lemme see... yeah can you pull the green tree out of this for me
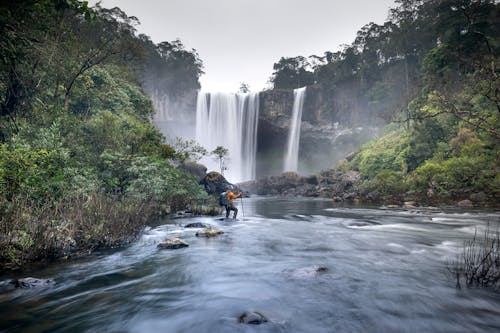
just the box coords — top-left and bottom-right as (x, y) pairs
(271, 56), (315, 89)
(211, 146), (229, 175)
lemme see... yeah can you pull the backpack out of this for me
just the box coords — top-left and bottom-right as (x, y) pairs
(218, 191), (229, 206)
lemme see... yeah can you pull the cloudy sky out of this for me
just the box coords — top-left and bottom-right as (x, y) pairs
(91, 0), (396, 92)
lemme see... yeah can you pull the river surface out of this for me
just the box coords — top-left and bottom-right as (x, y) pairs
(1, 197), (499, 333)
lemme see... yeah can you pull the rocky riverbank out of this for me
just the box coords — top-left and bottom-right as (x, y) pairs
(238, 169), (497, 208)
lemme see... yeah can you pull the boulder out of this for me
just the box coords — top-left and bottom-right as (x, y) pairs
(200, 171), (233, 195)
(184, 222), (210, 228)
(238, 311), (269, 325)
(157, 237), (189, 250)
(178, 162), (207, 182)
(195, 227), (224, 237)
(457, 199), (473, 208)
(10, 277), (55, 289)
(470, 192), (487, 203)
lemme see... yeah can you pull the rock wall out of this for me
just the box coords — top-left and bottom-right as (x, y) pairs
(150, 85), (385, 179)
(256, 86), (383, 177)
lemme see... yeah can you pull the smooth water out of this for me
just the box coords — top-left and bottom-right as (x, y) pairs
(1, 198), (500, 333)
(283, 87), (306, 173)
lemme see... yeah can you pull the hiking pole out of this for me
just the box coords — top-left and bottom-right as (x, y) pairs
(240, 195), (245, 220)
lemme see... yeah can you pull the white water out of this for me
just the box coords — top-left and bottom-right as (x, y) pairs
(150, 89), (196, 141)
(3, 200), (499, 333)
(196, 92), (260, 183)
(283, 87), (306, 173)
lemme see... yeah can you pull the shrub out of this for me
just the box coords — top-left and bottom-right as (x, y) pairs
(448, 223), (500, 291)
(360, 170), (408, 196)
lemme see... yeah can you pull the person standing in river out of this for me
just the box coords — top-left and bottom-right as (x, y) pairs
(225, 186), (241, 219)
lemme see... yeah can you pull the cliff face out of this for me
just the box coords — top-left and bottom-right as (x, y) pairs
(151, 88), (199, 140)
(149, 85), (385, 178)
(256, 86), (382, 177)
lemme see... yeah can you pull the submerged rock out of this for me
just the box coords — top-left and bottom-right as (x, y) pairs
(157, 237), (189, 250)
(10, 277), (55, 289)
(195, 227), (224, 237)
(285, 265), (330, 278)
(184, 222), (210, 228)
(238, 311), (269, 325)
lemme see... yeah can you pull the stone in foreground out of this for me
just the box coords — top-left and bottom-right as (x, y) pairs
(195, 227), (224, 237)
(184, 222), (210, 228)
(157, 237), (189, 250)
(10, 277), (55, 289)
(238, 311), (269, 325)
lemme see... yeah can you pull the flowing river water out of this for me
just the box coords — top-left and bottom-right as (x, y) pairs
(1, 197), (499, 332)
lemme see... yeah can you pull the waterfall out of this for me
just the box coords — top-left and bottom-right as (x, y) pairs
(283, 87), (307, 173)
(195, 92), (260, 183)
(150, 89), (196, 141)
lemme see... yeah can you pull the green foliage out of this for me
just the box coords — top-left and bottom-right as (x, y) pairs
(170, 137), (208, 163)
(351, 129), (409, 179)
(0, 141), (69, 201)
(0, 0), (209, 268)
(360, 170), (408, 196)
(126, 156), (207, 207)
(211, 146), (229, 174)
(271, 56), (315, 89)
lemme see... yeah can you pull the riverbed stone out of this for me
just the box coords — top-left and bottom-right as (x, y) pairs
(184, 222), (210, 228)
(285, 265), (330, 278)
(195, 227), (224, 237)
(457, 199), (473, 208)
(10, 277), (55, 289)
(157, 237), (189, 250)
(238, 311), (269, 324)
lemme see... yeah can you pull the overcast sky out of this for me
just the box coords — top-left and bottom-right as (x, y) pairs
(91, 0), (397, 92)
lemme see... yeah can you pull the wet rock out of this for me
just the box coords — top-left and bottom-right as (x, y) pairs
(184, 222), (210, 228)
(157, 237), (189, 250)
(457, 199), (473, 208)
(470, 192), (487, 203)
(238, 311), (269, 325)
(200, 171), (233, 195)
(195, 227), (224, 237)
(404, 201), (417, 208)
(285, 265), (330, 278)
(10, 277), (55, 289)
(177, 162), (207, 182)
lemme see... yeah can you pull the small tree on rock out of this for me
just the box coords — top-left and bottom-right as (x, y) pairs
(211, 146), (229, 175)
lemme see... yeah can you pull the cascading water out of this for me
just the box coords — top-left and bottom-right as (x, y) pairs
(283, 87), (306, 173)
(150, 89), (196, 141)
(196, 92), (259, 183)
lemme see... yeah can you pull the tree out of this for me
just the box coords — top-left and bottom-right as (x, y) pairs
(211, 146), (229, 175)
(171, 138), (207, 164)
(270, 56), (315, 89)
(239, 82), (250, 93)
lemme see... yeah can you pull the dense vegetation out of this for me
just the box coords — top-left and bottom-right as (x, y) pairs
(271, 0), (499, 205)
(0, 0), (207, 268)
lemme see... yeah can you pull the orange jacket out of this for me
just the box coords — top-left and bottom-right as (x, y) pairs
(227, 190), (241, 203)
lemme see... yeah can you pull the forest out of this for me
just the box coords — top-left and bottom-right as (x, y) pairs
(270, 0), (499, 206)
(0, 0), (498, 269)
(0, 0), (207, 268)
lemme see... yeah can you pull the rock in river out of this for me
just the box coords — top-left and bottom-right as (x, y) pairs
(184, 222), (210, 228)
(10, 277), (55, 289)
(195, 227), (224, 237)
(157, 237), (189, 250)
(238, 311), (269, 325)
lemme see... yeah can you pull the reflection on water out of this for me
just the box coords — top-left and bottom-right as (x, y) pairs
(1, 197), (499, 332)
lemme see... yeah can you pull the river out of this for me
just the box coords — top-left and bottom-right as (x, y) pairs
(1, 197), (499, 332)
